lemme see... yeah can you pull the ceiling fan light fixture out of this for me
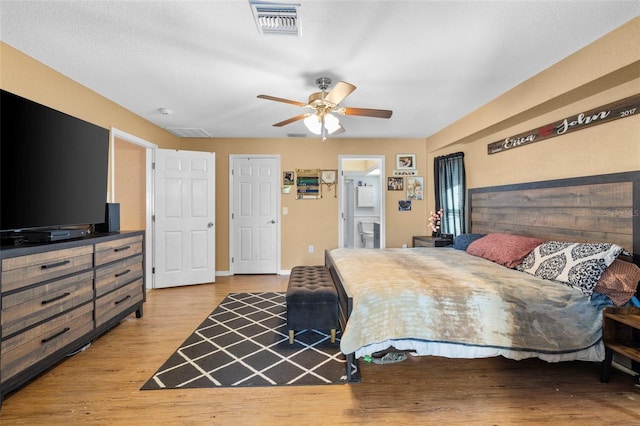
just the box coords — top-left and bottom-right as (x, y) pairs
(304, 113), (340, 135)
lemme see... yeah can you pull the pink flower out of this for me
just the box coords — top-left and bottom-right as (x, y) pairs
(428, 209), (444, 232)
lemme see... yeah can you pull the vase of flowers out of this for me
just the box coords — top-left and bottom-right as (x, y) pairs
(429, 209), (443, 238)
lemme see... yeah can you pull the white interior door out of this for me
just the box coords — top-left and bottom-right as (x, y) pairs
(154, 149), (215, 288)
(231, 156), (279, 274)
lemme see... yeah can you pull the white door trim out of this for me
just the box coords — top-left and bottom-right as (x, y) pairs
(228, 154), (281, 275)
(338, 154), (386, 249)
(109, 127), (157, 289)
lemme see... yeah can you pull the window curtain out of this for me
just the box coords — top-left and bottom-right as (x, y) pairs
(433, 152), (466, 236)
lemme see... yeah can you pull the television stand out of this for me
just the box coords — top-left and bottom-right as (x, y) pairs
(14, 228), (89, 243)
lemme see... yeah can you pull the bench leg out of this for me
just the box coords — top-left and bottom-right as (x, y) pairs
(330, 329), (336, 343)
(289, 330), (295, 344)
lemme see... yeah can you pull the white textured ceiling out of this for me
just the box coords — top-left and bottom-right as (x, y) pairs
(1, 1), (638, 139)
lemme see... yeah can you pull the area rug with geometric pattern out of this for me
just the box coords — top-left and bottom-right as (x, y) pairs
(141, 292), (352, 389)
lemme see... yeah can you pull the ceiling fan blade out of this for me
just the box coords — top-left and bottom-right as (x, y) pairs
(338, 107), (393, 119)
(273, 113), (310, 127)
(257, 94), (306, 107)
(324, 81), (356, 105)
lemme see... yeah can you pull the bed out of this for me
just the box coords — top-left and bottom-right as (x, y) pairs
(325, 172), (640, 380)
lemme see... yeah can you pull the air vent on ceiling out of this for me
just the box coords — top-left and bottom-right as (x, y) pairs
(250, 1), (301, 36)
(167, 128), (212, 138)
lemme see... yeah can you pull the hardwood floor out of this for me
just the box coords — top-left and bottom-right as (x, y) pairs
(1, 274), (638, 425)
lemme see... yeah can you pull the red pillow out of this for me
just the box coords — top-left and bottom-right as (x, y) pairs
(594, 259), (640, 306)
(466, 233), (544, 268)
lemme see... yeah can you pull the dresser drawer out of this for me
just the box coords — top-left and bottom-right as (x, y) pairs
(94, 235), (143, 266)
(2, 271), (94, 337)
(1, 246), (94, 293)
(95, 278), (144, 328)
(95, 254), (143, 297)
(1, 303), (94, 382)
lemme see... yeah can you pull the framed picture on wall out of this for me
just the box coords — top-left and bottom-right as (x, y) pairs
(406, 176), (424, 200)
(283, 171), (294, 185)
(398, 199), (412, 211)
(396, 153), (416, 170)
(387, 177), (404, 191)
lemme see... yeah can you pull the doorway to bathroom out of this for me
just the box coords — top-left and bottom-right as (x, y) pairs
(338, 155), (385, 249)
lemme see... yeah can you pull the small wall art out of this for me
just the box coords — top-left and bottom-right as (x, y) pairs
(321, 169), (338, 197)
(406, 176), (423, 200)
(398, 199), (412, 211)
(396, 153), (416, 170)
(283, 171), (295, 185)
(387, 176), (404, 191)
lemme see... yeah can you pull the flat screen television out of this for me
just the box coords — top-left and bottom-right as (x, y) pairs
(1, 89), (110, 235)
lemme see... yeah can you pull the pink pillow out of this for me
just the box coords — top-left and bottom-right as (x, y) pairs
(594, 259), (640, 306)
(466, 233), (544, 268)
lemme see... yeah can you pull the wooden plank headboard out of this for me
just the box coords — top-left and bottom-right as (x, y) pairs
(468, 171), (640, 265)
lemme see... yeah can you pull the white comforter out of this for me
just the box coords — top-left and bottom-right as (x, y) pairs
(329, 248), (604, 361)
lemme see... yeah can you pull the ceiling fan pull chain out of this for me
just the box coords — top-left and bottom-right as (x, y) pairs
(321, 115), (327, 141)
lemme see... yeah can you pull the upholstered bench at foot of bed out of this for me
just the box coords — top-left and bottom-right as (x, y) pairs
(286, 265), (339, 344)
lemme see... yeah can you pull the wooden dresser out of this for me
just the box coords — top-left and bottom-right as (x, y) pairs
(0, 231), (145, 405)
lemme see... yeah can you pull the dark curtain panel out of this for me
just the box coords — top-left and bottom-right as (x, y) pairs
(433, 152), (466, 235)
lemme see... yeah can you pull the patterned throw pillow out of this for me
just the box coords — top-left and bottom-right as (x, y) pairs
(517, 241), (623, 298)
(594, 259), (640, 306)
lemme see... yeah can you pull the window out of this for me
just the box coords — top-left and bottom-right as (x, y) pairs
(434, 152), (466, 235)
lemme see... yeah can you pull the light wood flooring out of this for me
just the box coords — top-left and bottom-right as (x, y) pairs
(1, 274), (639, 425)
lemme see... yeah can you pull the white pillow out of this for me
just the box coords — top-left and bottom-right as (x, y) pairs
(517, 241), (623, 298)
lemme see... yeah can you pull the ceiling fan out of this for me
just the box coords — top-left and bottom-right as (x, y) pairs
(258, 77), (393, 140)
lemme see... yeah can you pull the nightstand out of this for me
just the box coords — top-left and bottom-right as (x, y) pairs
(601, 306), (640, 383)
(413, 236), (434, 247)
(413, 236), (452, 248)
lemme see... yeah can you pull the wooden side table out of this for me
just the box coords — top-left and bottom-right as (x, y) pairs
(601, 306), (640, 383)
(413, 236), (434, 247)
(413, 236), (453, 248)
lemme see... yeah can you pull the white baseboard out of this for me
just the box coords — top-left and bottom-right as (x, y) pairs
(215, 270), (290, 276)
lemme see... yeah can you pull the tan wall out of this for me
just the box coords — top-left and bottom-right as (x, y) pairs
(0, 43), (180, 150)
(114, 138), (146, 230)
(0, 42), (180, 234)
(426, 17), (640, 212)
(179, 138), (428, 270)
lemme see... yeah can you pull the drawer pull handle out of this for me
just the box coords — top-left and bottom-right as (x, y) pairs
(41, 327), (70, 344)
(41, 292), (71, 305)
(115, 294), (131, 305)
(115, 269), (131, 278)
(41, 260), (71, 270)
(114, 245), (131, 253)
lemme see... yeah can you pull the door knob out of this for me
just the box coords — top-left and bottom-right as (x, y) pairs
(270, 220), (276, 224)
(207, 222), (214, 228)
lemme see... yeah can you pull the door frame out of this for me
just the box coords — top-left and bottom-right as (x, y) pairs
(109, 127), (156, 289)
(228, 154), (281, 275)
(338, 154), (386, 249)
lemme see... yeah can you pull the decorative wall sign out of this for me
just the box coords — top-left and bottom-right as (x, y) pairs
(488, 94), (640, 155)
(296, 169), (321, 199)
(393, 170), (417, 176)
